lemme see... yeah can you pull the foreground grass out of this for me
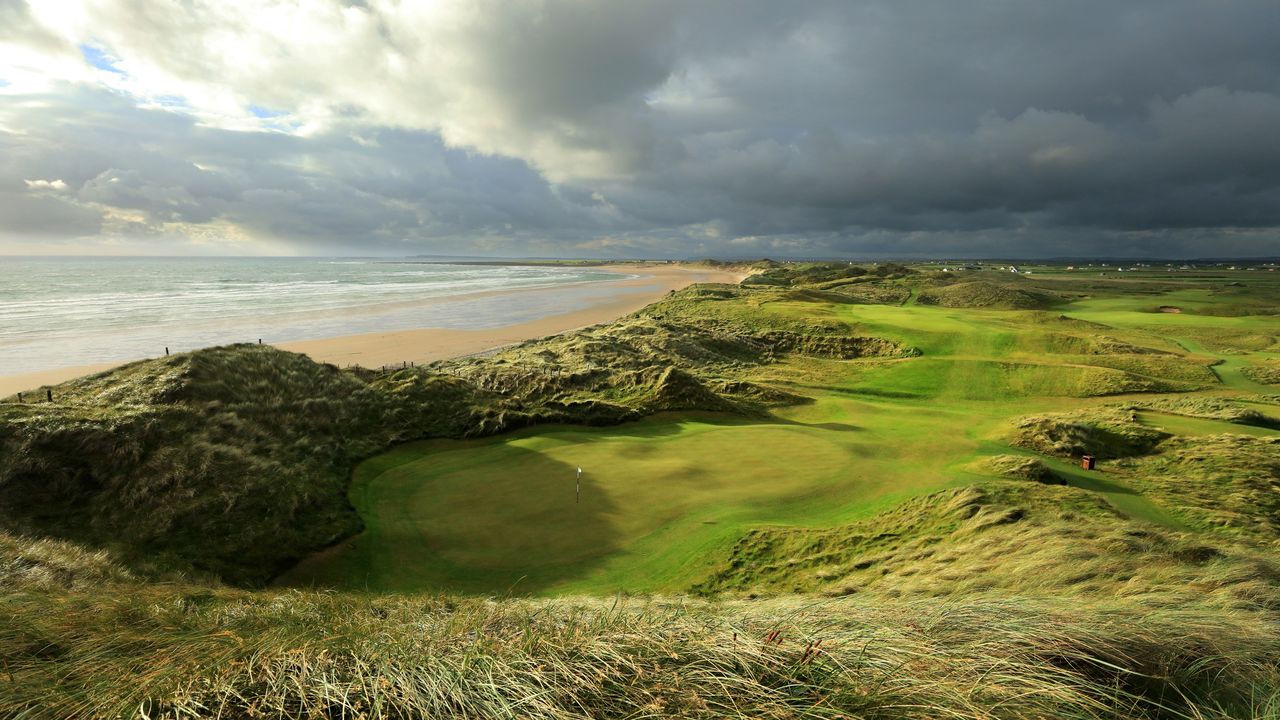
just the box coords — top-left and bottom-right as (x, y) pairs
(4, 587), (1278, 719)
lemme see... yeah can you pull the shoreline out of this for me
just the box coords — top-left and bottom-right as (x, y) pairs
(0, 263), (745, 397)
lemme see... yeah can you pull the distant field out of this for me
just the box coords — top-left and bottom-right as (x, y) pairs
(282, 269), (1280, 594)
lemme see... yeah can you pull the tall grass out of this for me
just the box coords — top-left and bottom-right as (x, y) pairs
(3, 588), (1277, 719)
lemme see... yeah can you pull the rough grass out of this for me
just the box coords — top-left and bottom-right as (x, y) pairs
(0, 530), (136, 592)
(917, 280), (1060, 309)
(694, 483), (1280, 609)
(1131, 396), (1280, 426)
(0, 345), (513, 585)
(3, 587), (1278, 720)
(1071, 353), (1220, 387)
(973, 454), (1063, 484)
(1114, 434), (1280, 543)
(1244, 361), (1280, 385)
(1010, 408), (1172, 459)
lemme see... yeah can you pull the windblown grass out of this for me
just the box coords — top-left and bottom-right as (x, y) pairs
(3, 587), (1277, 719)
(1010, 408), (1171, 459)
(1244, 362), (1280, 385)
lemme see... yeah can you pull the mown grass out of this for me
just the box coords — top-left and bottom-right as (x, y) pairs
(279, 404), (970, 595)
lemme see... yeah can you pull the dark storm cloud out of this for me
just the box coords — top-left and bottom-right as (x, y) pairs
(2, 0), (1279, 257)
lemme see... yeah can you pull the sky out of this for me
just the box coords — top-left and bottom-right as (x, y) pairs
(2, 1), (1279, 259)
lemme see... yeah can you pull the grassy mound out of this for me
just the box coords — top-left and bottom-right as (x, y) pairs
(1243, 362), (1280, 385)
(1118, 434), (1280, 542)
(694, 481), (1280, 607)
(742, 261), (913, 288)
(0, 530), (136, 592)
(1076, 354), (1219, 387)
(756, 330), (920, 359)
(974, 454), (1063, 484)
(0, 345), (503, 584)
(1133, 396), (1279, 426)
(816, 282), (912, 305)
(1011, 408), (1171, 459)
(917, 280), (1060, 309)
(1167, 326), (1277, 353)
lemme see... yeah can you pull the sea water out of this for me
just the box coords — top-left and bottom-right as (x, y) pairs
(0, 257), (640, 374)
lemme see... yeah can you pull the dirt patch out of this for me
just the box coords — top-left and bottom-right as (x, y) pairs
(1157, 306), (1182, 313)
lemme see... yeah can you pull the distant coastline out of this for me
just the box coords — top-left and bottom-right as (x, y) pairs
(0, 263), (745, 397)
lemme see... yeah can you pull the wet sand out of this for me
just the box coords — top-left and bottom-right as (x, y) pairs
(0, 264), (744, 397)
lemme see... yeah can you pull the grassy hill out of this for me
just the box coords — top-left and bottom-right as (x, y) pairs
(2, 262), (1280, 717)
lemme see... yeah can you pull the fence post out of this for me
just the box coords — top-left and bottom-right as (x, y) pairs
(16, 392), (22, 403)
(165, 347), (169, 356)
(46, 389), (52, 403)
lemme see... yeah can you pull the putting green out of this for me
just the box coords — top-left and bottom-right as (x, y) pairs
(281, 394), (999, 594)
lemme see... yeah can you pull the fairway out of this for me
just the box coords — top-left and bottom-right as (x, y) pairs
(280, 268), (1280, 595)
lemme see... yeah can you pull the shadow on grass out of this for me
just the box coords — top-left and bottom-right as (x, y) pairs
(767, 416), (863, 432)
(1055, 466), (1141, 496)
(278, 445), (624, 596)
(826, 386), (925, 400)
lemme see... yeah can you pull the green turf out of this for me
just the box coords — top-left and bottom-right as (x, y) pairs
(281, 270), (1280, 595)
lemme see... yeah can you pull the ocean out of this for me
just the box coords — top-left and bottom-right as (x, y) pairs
(0, 257), (637, 375)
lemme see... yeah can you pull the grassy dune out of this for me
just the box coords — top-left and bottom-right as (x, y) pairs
(3, 262), (1280, 717)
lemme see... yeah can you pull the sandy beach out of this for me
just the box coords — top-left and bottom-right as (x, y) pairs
(0, 263), (744, 397)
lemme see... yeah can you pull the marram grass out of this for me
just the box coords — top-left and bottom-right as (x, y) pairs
(3, 588), (1278, 719)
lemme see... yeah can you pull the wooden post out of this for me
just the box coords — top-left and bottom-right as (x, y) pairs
(46, 389), (52, 403)
(258, 338), (262, 345)
(16, 392), (22, 403)
(165, 347), (169, 356)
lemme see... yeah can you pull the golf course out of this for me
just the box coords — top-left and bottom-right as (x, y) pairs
(281, 264), (1280, 595)
(6, 261), (1280, 717)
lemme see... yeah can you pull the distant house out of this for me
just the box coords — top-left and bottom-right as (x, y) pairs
(1008, 265), (1020, 274)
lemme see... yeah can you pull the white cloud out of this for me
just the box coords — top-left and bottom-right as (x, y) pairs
(24, 178), (68, 191)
